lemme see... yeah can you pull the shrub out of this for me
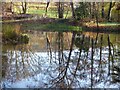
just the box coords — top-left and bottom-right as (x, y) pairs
(2, 25), (19, 40)
(75, 2), (89, 20)
(19, 34), (29, 44)
(2, 24), (29, 44)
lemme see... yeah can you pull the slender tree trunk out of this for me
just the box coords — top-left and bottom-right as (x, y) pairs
(65, 4), (70, 19)
(95, 3), (99, 45)
(22, 2), (27, 14)
(45, 1), (50, 15)
(101, 2), (104, 18)
(10, 2), (14, 14)
(89, 3), (92, 19)
(107, 2), (112, 21)
(24, 2), (27, 14)
(70, 1), (75, 19)
(58, 2), (64, 18)
(92, 2), (95, 18)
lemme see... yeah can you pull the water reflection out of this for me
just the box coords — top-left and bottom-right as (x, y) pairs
(2, 25), (120, 88)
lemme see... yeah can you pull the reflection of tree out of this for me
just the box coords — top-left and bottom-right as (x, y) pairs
(2, 31), (120, 88)
(57, 32), (64, 65)
(70, 33), (84, 86)
(46, 32), (52, 62)
(3, 44), (43, 82)
(2, 56), (8, 78)
(51, 32), (76, 88)
(98, 35), (103, 80)
(75, 34), (90, 52)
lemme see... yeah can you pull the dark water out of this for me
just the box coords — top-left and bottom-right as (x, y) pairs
(1, 24), (120, 88)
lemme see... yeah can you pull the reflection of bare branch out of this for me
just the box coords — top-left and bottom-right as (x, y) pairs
(50, 32), (76, 88)
(58, 32), (64, 66)
(70, 35), (84, 86)
(98, 35), (103, 81)
(110, 42), (115, 71)
(91, 38), (94, 89)
(63, 32), (76, 79)
(46, 32), (52, 63)
(108, 34), (111, 76)
(15, 47), (19, 80)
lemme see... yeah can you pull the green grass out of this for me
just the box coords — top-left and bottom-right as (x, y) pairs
(28, 3), (47, 7)
(27, 8), (72, 18)
(12, 2), (72, 18)
(45, 23), (81, 31)
(99, 22), (120, 26)
(28, 9), (45, 15)
(27, 3), (72, 18)
(21, 22), (81, 32)
(28, 8), (58, 18)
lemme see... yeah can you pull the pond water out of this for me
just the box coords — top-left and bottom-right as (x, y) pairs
(1, 24), (120, 88)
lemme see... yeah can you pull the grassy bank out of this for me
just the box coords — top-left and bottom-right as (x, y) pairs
(3, 18), (120, 33)
(83, 22), (120, 33)
(21, 21), (81, 32)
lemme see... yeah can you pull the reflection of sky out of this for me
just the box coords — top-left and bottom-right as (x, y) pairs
(2, 30), (120, 88)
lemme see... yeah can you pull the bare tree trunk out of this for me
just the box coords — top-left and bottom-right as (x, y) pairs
(70, 1), (75, 19)
(95, 3), (99, 45)
(58, 2), (64, 18)
(45, 0), (50, 16)
(101, 2), (104, 18)
(107, 2), (112, 21)
(92, 2), (95, 19)
(10, 2), (14, 14)
(89, 3), (92, 19)
(22, 2), (27, 14)
(95, 3), (99, 30)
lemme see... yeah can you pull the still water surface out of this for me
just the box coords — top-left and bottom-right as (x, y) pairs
(2, 24), (120, 88)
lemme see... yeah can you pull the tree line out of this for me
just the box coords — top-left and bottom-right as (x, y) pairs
(2, 2), (120, 22)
